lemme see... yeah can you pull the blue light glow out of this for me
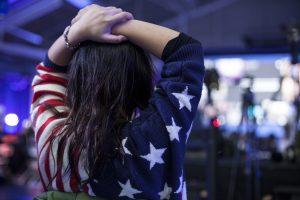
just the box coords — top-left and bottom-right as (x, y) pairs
(0, 72), (31, 134)
(65, 0), (93, 8)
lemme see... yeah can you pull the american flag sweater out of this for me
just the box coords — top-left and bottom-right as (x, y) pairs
(31, 33), (205, 199)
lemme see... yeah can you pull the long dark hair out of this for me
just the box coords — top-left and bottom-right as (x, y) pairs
(48, 41), (154, 186)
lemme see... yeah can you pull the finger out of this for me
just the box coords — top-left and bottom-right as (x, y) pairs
(72, 3), (99, 24)
(78, 6), (90, 15)
(71, 11), (86, 25)
(77, 4), (98, 15)
(72, 7), (89, 24)
(86, 4), (101, 9)
(108, 12), (134, 25)
(106, 8), (123, 16)
(101, 34), (127, 43)
(104, 6), (117, 10)
(71, 15), (80, 25)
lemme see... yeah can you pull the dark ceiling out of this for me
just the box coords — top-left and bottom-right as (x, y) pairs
(0, 0), (299, 74)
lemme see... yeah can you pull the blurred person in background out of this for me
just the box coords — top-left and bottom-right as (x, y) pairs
(0, 126), (42, 198)
(31, 4), (204, 200)
(267, 134), (283, 162)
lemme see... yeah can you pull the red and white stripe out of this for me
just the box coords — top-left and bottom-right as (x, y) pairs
(31, 63), (95, 196)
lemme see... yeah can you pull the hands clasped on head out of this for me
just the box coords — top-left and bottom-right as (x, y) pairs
(67, 4), (134, 45)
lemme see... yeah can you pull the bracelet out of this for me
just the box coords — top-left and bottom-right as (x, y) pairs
(64, 25), (80, 50)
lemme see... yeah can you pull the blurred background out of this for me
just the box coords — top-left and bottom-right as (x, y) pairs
(0, 0), (299, 199)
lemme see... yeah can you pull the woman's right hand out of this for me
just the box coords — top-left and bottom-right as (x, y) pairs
(68, 4), (133, 44)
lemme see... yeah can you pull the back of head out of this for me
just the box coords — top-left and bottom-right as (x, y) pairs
(62, 41), (154, 180)
(68, 40), (154, 114)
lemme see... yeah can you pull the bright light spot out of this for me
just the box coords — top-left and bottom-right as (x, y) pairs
(277, 116), (288, 126)
(215, 58), (245, 78)
(264, 101), (291, 125)
(275, 58), (290, 76)
(204, 59), (214, 69)
(261, 99), (271, 110)
(253, 105), (264, 119)
(281, 77), (299, 102)
(252, 78), (280, 93)
(4, 113), (19, 126)
(212, 118), (221, 128)
(240, 78), (252, 88)
(226, 106), (241, 126)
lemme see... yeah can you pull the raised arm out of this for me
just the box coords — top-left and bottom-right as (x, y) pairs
(62, 4), (180, 61)
(48, 4), (180, 66)
(113, 20), (179, 58)
(47, 5), (133, 66)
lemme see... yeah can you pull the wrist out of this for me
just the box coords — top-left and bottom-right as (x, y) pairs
(112, 19), (136, 38)
(67, 25), (85, 44)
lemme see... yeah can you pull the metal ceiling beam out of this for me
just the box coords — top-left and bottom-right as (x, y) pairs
(0, 0), (132, 60)
(0, 0), (63, 30)
(161, 0), (240, 28)
(0, 42), (46, 60)
(7, 27), (43, 45)
(0, 0), (63, 55)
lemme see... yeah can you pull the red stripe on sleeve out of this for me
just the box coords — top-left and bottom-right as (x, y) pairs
(39, 122), (66, 191)
(32, 100), (66, 128)
(32, 91), (66, 103)
(33, 78), (67, 88)
(36, 65), (56, 72)
(35, 116), (59, 143)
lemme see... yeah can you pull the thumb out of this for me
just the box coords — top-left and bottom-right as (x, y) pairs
(101, 34), (127, 43)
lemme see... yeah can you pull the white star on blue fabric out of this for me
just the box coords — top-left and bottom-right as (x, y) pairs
(141, 143), (166, 170)
(175, 171), (183, 193)
(166, 117), (182, 142)
(118, 179), (142, 199)
(158, 183), (172, 199)
(122, 137), (132, 155)
(172, 86), (194, 112)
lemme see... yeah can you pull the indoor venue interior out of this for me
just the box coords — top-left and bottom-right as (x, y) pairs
(0, 0), (299, 200)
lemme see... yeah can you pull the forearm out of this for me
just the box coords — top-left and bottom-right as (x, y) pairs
(47, 18), (179, 65)
(113, 20), (179, 58)
(47, 5), (132, 66)
(47, 26), (81, 66)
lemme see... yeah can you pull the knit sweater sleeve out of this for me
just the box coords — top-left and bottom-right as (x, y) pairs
(91, 33), (205, 199)
(30, 54), (69, 189)
(30, 54), (69, 144)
